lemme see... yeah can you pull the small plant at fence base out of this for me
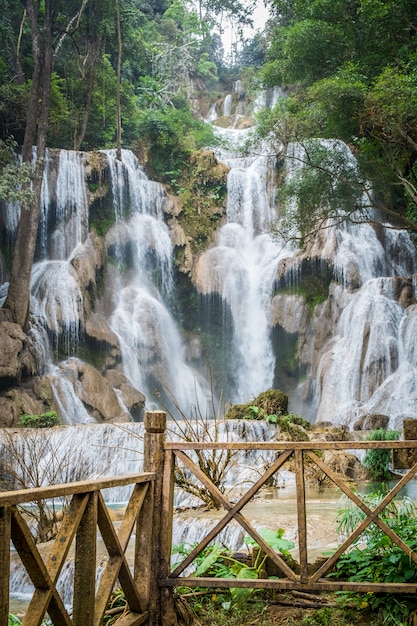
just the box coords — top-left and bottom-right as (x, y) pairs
(176, 528), (295, 607)
(330, 487), (417, 625)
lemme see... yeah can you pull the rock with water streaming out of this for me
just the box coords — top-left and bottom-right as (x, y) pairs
(1, 126), (417, 427)
(0, 322), (37, 388)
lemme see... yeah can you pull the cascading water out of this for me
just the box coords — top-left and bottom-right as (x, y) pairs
(103, 150), (210, 412)
(1, 121), (417, 427)
(195, 129), (296, 401)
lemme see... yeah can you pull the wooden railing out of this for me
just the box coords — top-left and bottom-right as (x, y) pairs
(3, 412), (417, 626)
(0, 473), (156, 626)
(158, 437), (417, 611)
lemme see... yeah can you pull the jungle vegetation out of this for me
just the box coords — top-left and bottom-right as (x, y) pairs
(0, 0), (417, 323)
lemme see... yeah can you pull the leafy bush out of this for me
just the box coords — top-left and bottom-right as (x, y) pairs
(331, 488), (417, 624)
(20, 411), (60, 428)
(175, 528), (295, 606)
(362, 429), (400, 480)
(136, 106), (214, 185)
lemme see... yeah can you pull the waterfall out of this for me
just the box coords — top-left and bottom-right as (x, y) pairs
(223, 94), (232, 116)
(1, 107), (417, 428)
(103, 151), (210, 413)
(195, 129), (294, 402)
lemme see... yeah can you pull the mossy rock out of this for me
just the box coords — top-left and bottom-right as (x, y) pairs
(254, 389), (288, 416)
(224, 389), (289, 421)
(225, 403), (250, 420)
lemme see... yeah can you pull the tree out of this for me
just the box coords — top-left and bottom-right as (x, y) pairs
(0, 427), (99, 542)
(2, 0), (88, 329)
(115, 0), (122, 160)
(257, 0), (417, 242)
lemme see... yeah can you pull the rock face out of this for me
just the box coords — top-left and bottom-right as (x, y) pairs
(104, 370), (145, 422)
(0, 321), (37, 388)
(59, 359), (130, 423)
(353, 413), (390, 431)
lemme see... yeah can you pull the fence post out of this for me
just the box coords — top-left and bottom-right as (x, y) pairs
(138, 410), (177, 625)
(0, 506), (10, 626)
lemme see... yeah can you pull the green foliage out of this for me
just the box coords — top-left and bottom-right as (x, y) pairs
(258, 0), (417, 238)
(20, 411), (60, 429)
(176, 528), (295, 605)
(331, 487), (417, 624)
(278, 139), (372, 241)
(102, 588), (128, 625)
(0, 137), (34, 208)
(362, 429), (400, 480)
(136, 106), (214, 184)
(8, 616), (21, 626)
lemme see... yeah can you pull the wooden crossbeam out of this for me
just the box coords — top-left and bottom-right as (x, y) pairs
(94, 484), (149, 625)
(169, 449), (298, 581)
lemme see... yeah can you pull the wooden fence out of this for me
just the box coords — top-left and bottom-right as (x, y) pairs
(2, 411), (417, 626)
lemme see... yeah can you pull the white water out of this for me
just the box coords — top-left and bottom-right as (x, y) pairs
(196, 129), (295, 401)
(103, 151), (210, 413)
(0, 105), (417, 428)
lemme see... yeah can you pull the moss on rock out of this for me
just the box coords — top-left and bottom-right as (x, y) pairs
(173, 149), (229, 255)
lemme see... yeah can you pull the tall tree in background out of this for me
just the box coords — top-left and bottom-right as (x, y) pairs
(258, 0), (417, 240)
(115, 0), (122, 160)
(3, 0), (88, 329)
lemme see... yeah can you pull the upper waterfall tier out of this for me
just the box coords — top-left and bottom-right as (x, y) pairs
(1, 138), (417, 428)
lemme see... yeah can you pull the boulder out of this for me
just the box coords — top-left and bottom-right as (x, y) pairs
(0, 321), (37, 389)
(353, 413), (390, 431)
(60, 359), (129, 422)
(85, 313), (120, 348)
(104, 370), (145, 421)
(0, 388), (47, 427)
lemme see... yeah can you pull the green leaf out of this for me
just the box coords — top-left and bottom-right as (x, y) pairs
(194, 544), (224, 576)
(244, 528), (295, 553)
(236, 567), (258, 580)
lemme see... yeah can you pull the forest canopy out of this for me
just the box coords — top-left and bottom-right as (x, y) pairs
(0, 0), (417, 254)
(257, 0), (417, 239)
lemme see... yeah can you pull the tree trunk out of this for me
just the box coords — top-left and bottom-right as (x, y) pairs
(3, 0), (53, 329)
(4, 0), (45, 329)
(115, 0), (122, 161)
(73, 43), (100, 151)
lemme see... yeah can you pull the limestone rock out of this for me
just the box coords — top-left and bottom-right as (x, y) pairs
(60, 359), (128, 422)
(104, 370), (145, 421)
(85, 313), (120, 348)
(322, 450), (369, 481)
(0, 321), (37, 388)
(353, 413), (390, 431)
(270, 294), (309, 333)
(70, 232), (106, 315)
(0, 388), (47, 427)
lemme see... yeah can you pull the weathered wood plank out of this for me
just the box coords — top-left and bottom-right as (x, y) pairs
(46, 493), (90, 580)
(161, 576), (417, 593)
(134, 477), (154, 608)
(73, 492), (98, 626)
(12, 506), (74, 626)
(95, 491), (144, 625)
(170, 450), (298, 582)
(169, 449), (293, 578)
(0, 507), (11, 626)
(164, 440), (417, 450)
(0, 473), (156, 507)
(159, 450), (176, 626)
(393, 419), (417, 468)
(142, 410), (177, 626)
(294, 450), (308, 583)
(307, 451), (417, 582)
(37, 592), (73, 626)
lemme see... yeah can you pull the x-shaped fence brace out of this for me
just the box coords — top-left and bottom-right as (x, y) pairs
(162, 446), (417, 593)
